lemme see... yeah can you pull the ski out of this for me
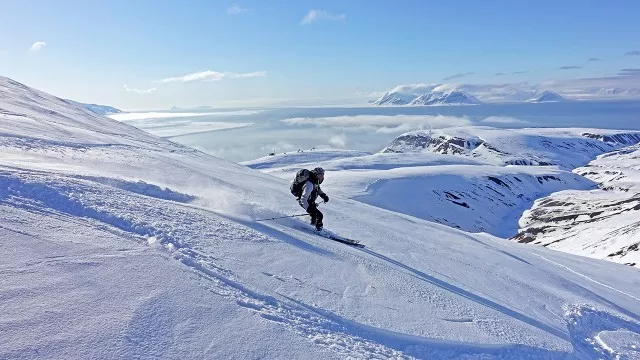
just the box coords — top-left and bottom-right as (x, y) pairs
(322, 234), (365, 248)
(294, 225), (365, 247)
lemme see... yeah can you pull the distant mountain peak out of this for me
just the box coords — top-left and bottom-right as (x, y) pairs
(525, 90), (566, 103)
(372, 86), (481, 106)
(410, 90), (480, 106)
(371, 92), (416, 105)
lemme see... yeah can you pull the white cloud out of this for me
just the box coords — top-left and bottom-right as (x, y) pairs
(301, 9), (346, 24)
(30, 42), (47, 52)
(389, 83), (439, 95)
(158, 70), (266, 83)
(228, 4), (248, 14)
(228, 71), (267, 79)
(282, 114), (471, 133)
(442, 72), (475, 81)
(124, 85), (157, 94)
(480, 116), (528, 125)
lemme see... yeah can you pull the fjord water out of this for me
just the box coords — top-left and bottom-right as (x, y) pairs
(166, 100), (640, 162)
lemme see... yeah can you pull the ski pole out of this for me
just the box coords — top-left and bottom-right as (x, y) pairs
(255, 213), (309, 222)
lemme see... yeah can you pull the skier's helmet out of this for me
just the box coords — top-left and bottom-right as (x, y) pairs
(313, 167), (325, 183)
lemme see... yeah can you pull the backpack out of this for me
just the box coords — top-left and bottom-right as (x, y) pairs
(290, 169), (313, 198)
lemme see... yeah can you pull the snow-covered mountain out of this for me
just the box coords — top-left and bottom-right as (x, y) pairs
(514, 144), (640, 267)
(372, 83), (640, 105)
(409, 90), (480, 106)
(2, 76), (640, 359)
(381, 127), (640, 169)
(66, 99), (122, 115)
(372, 85), (481, 106)
(251, 157), (593, 237)
(525, 90), (566, 103)
(371, 91), (417, 105)
(250, 128), (640, 238)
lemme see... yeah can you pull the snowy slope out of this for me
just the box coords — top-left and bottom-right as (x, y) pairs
(66, 99), (122, 115)
(514, 144), (640, 267)
(250, 127), (640, 237)
(259, 162), (593, 237)
(2, 77), (640, 359)
(382, 127), (640, 169)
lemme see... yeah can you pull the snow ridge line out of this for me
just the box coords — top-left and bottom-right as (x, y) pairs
(532, 254), (640, 302)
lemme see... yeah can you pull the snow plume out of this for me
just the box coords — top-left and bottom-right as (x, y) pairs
(329, 134), (348, 148)
(282, 114), (471, 133)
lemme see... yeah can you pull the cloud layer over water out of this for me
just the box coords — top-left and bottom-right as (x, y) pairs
(282, 114), (472, 133)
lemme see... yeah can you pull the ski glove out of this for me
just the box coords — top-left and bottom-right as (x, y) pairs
(320, 194), (329, 203)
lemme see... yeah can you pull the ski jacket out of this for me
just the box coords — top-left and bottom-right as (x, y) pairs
(299, 179), (326, 210)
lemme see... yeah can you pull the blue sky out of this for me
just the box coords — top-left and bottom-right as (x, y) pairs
(1, 0), (639, 109)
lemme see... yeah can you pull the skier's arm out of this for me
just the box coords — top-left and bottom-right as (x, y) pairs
(300, 181), (313, 210)
(317, 186), (329, 202)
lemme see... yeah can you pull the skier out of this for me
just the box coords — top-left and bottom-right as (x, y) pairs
(290, 167), (329, 231)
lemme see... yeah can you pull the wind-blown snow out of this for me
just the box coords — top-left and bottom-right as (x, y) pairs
(2, 76), (640, 359)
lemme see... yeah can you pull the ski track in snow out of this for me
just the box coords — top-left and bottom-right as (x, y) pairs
(532, 254), (640, 302)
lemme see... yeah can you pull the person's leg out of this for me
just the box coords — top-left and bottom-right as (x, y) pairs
(307, 203), (322, 230)
(314, 208), (324, 230)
